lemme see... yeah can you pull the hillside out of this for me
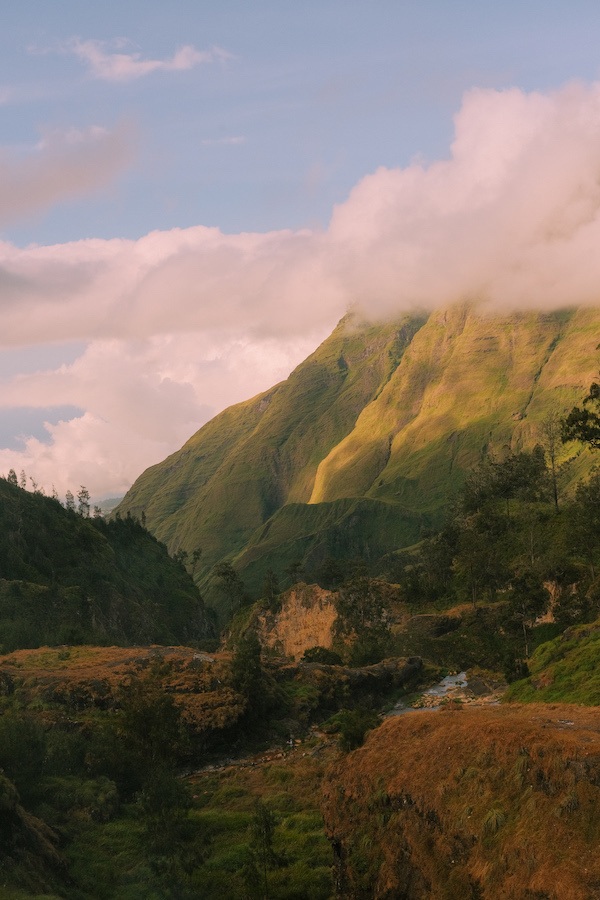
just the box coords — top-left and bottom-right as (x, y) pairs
(0, 478), (212, 650)
(116, 303), (600, 614)
(506, 620), (600, 705)
(322, 704), (600, 899)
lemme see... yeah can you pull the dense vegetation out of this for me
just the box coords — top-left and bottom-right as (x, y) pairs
(0, 476), (212, 650)
(378, 445), (600, 677)
(0, 638), (424, 897)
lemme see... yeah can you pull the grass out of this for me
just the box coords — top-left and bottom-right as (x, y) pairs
(187, 747), (335, 899)
(506, 621), (600, 705)
(323, 704), (600, 899)
(40, 744), (336, 899)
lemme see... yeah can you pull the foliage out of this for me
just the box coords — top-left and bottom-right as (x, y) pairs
(301, 646), (343, 665)
(329, 707), (380, 752)
(562, 378), (600, 448)
(0, 477), (211, 650)
(334, 577), (391, 665)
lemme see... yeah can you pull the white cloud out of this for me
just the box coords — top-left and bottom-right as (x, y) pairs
(4, 81), (600, 496)
(67, 38), (231, 82)
(328, 82), (600, 315)
(0, 332), (325, 498)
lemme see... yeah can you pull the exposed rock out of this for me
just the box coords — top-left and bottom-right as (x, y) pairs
(257, 583), (338, 660)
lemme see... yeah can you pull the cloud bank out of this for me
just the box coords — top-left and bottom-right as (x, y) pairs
(3, 81), (600, 497)
(67, 38), (230, 82)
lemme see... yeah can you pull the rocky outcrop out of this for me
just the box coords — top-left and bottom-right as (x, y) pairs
(257, 583), (338, 660)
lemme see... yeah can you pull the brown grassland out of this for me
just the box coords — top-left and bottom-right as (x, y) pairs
(323, 704), (600, 899)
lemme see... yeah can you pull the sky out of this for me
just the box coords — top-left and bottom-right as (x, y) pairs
(3, 1), (600, 500)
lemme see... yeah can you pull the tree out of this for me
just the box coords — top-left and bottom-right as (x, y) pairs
(249, 801), (278, 899)
(65, 490), (75, 511)
(569, 472), (600, 580)
(19, 470), (26, 490)
(231, 626), (264, 708)
(452, 522), (494, 609)
(191, 547), (202, 575)
(562, 378), (600, 448)
(173, 548), (189, 568)
(213, 562), (249, 611)
(507, 571), (549, 658)
(77, 485), (91, 517)
(285, 559), (304, 586)
(315, 556), (345, 589)
(261, 568), (280, 612)
(540, 411), (563, 512)
(6, 469), (17, 486)
(462, 448), (548, 519)
(335, 577), (390, 664)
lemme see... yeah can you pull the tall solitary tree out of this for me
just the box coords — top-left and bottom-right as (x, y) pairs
(540, 411), (563, 512)
(77, 485), (91, 517)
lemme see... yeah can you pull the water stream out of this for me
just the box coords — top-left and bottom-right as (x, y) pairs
(387, 670), (468, 716)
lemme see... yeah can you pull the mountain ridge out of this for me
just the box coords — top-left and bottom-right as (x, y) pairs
(116, 303), (600, 615)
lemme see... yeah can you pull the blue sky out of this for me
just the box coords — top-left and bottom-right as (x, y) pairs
(5, 0), (600, 245)
(3, 1), (600, 498)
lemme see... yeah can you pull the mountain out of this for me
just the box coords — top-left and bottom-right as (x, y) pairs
(0, 478), (212, 650)
(116, 303), (600, 616)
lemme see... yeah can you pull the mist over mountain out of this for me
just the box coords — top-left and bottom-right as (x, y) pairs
(116, 302), (600, 616)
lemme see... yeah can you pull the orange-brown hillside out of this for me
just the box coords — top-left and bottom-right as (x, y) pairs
(322, 705), (600, 899)
(0, 645), (243, 734)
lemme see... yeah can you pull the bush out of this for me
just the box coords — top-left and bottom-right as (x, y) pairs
(301, 646), (343, 665)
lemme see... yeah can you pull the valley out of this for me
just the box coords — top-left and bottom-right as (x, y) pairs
(2, 305), (600, 898)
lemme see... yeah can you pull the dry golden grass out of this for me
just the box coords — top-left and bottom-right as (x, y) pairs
(322, 704), (600, 899)
(0, 645), (242, 732)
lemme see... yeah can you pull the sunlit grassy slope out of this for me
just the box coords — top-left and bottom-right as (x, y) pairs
(117, 315), (425, 585)
(311, 304), (599, 509)
(506, 620), (600, 705)
(117, 303), (600, 611)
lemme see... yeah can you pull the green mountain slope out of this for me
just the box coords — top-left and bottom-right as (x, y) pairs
(116, 304), (600, 614)
(311, 304), (598, 510)
(0, 478), (211, 650)
(117, 315), (425, 593)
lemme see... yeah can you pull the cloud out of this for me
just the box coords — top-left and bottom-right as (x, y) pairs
(328, 82), (600, 315)
(67, 38), (230, 82)
(0, 122), (135, 226)
(4, 81), (600, 496)
(0, 332), (324, 498)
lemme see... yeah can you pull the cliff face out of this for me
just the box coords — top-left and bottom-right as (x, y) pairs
(322, 705), (600, 899)
(257, 584), (338, 660)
